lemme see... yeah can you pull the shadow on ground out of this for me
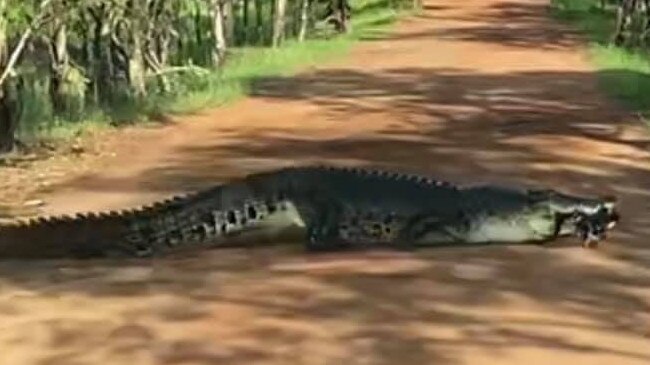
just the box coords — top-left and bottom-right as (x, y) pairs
(1, 66), (649, 365)
(367, 0), (584, 50)
(1, 0), (650, 364)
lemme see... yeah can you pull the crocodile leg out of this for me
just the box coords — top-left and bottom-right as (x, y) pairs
(302, 199), (349, 252)
(398, 212), (469, 248)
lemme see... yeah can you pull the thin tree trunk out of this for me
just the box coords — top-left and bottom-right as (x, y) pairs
(129, 38), (146, 98)
(194, 2), (203, 57)
(0, 79), (21, 153)
(298, 0), (309, 42)
(224, 0), (235, 45)
(85, 5), (105, 104)
(612, 0), (635, 46)
(49, 16), (71, 114)
(0, 0), (15, 152)
(128, 0), (147, 98)
(242, 0), (249, 44)
(253, 0), (263, 44)
(0, 0), (37, 152)
(143, 0), (172, 93)
(337, 0), (351, 34)
(272, 0), (288, 47)
(211, 0), (227, 66)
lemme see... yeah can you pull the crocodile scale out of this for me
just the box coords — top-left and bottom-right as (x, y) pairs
(0, 166), (619, 259)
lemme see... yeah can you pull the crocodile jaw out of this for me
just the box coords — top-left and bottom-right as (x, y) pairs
(466, 215), (555, 243)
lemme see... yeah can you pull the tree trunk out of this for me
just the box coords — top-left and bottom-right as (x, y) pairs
(49, 15), (71, 114)
(324, 0), (351, 34)
(242, 0), (250, 44)
(143, 0), (172, 93)
(224, 0), (235, 45)
(0, 81), (20, 153)
(128, 0), (147, 98)
(641, 0), (650, 47)
(337, 0), (351, 34)
(211, 0), (227, 66)
(129, 37), (146, 98)
(0, 0), (16, 153)
(612, 0), (636, 46)
(86, 5), (105, 104)
(253, 0), (264, 44)
(272, 0), (288, 47)
(298, 0), (309, 42)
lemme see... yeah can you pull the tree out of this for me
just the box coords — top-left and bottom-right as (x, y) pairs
(1, 0), (403, 154)
(323, 0), (351, 34)
(211, 0), (227, 66)
(47, 0), (87, 117)
(298, 0), (310, 42)
(611, 0), (650, 47)
(272, 0), (288, 47)
(0, 0), (13, 152)
(223, 0), (234, 44)
(0, 0), (53, 152)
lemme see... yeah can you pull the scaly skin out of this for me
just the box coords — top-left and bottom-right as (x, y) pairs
(0, 166), (619, 259)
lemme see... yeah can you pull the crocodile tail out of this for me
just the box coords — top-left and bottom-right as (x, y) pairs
(0, 210), (136, 259)
(0, 182), (303, 259)
(0, 192), (225, 259)
(0, 167), (321, 259)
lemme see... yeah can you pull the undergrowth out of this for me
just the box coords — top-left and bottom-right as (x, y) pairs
(17, 0), (414, 144)
(551, 0), (650, 117)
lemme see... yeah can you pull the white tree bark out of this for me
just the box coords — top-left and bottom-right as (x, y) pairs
(211, 0), (227, 66)
(298, 0), (309, 42)
(272, 0), (288, 47)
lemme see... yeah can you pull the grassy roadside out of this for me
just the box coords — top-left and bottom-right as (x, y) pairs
(17, 0), (415, 144)
(550, 0), (650, 118)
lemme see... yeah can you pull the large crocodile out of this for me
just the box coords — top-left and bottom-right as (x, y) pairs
(0, 166), (619, 259)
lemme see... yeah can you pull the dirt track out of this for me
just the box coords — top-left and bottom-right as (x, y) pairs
(2, 0), (650, 364)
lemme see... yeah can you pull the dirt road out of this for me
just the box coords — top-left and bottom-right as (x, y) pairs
(1, 0), (650, 364)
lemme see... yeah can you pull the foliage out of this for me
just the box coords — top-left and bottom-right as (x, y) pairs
(551, 0), (650, 116)
(0, 0), (415, 148)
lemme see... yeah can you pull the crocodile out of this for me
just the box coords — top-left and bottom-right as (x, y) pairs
(0, 165), (620, 259)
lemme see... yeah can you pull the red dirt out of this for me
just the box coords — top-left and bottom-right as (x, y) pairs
(1, 0), (650, 364)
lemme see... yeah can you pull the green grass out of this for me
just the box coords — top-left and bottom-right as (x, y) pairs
(550, 0), (650, 116)
(17, 0), (414, 144)
(161, 37), (354, 115)
(162, 1), (408, 114)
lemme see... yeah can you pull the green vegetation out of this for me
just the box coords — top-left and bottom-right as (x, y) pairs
(551, 0), (650, 114)
(0, 0), (417, 149)
(161, 1), (411, 116)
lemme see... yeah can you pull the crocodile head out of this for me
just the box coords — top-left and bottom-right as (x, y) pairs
(559, 197), (619, 248)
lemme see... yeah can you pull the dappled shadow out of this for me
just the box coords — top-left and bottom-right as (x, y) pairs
(1, 246), (649, 364)
(107, 67), (648, 190)
(365, 1), (583, 50)
(2, 66), (650, 364)
(2, 0), (650, 363)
